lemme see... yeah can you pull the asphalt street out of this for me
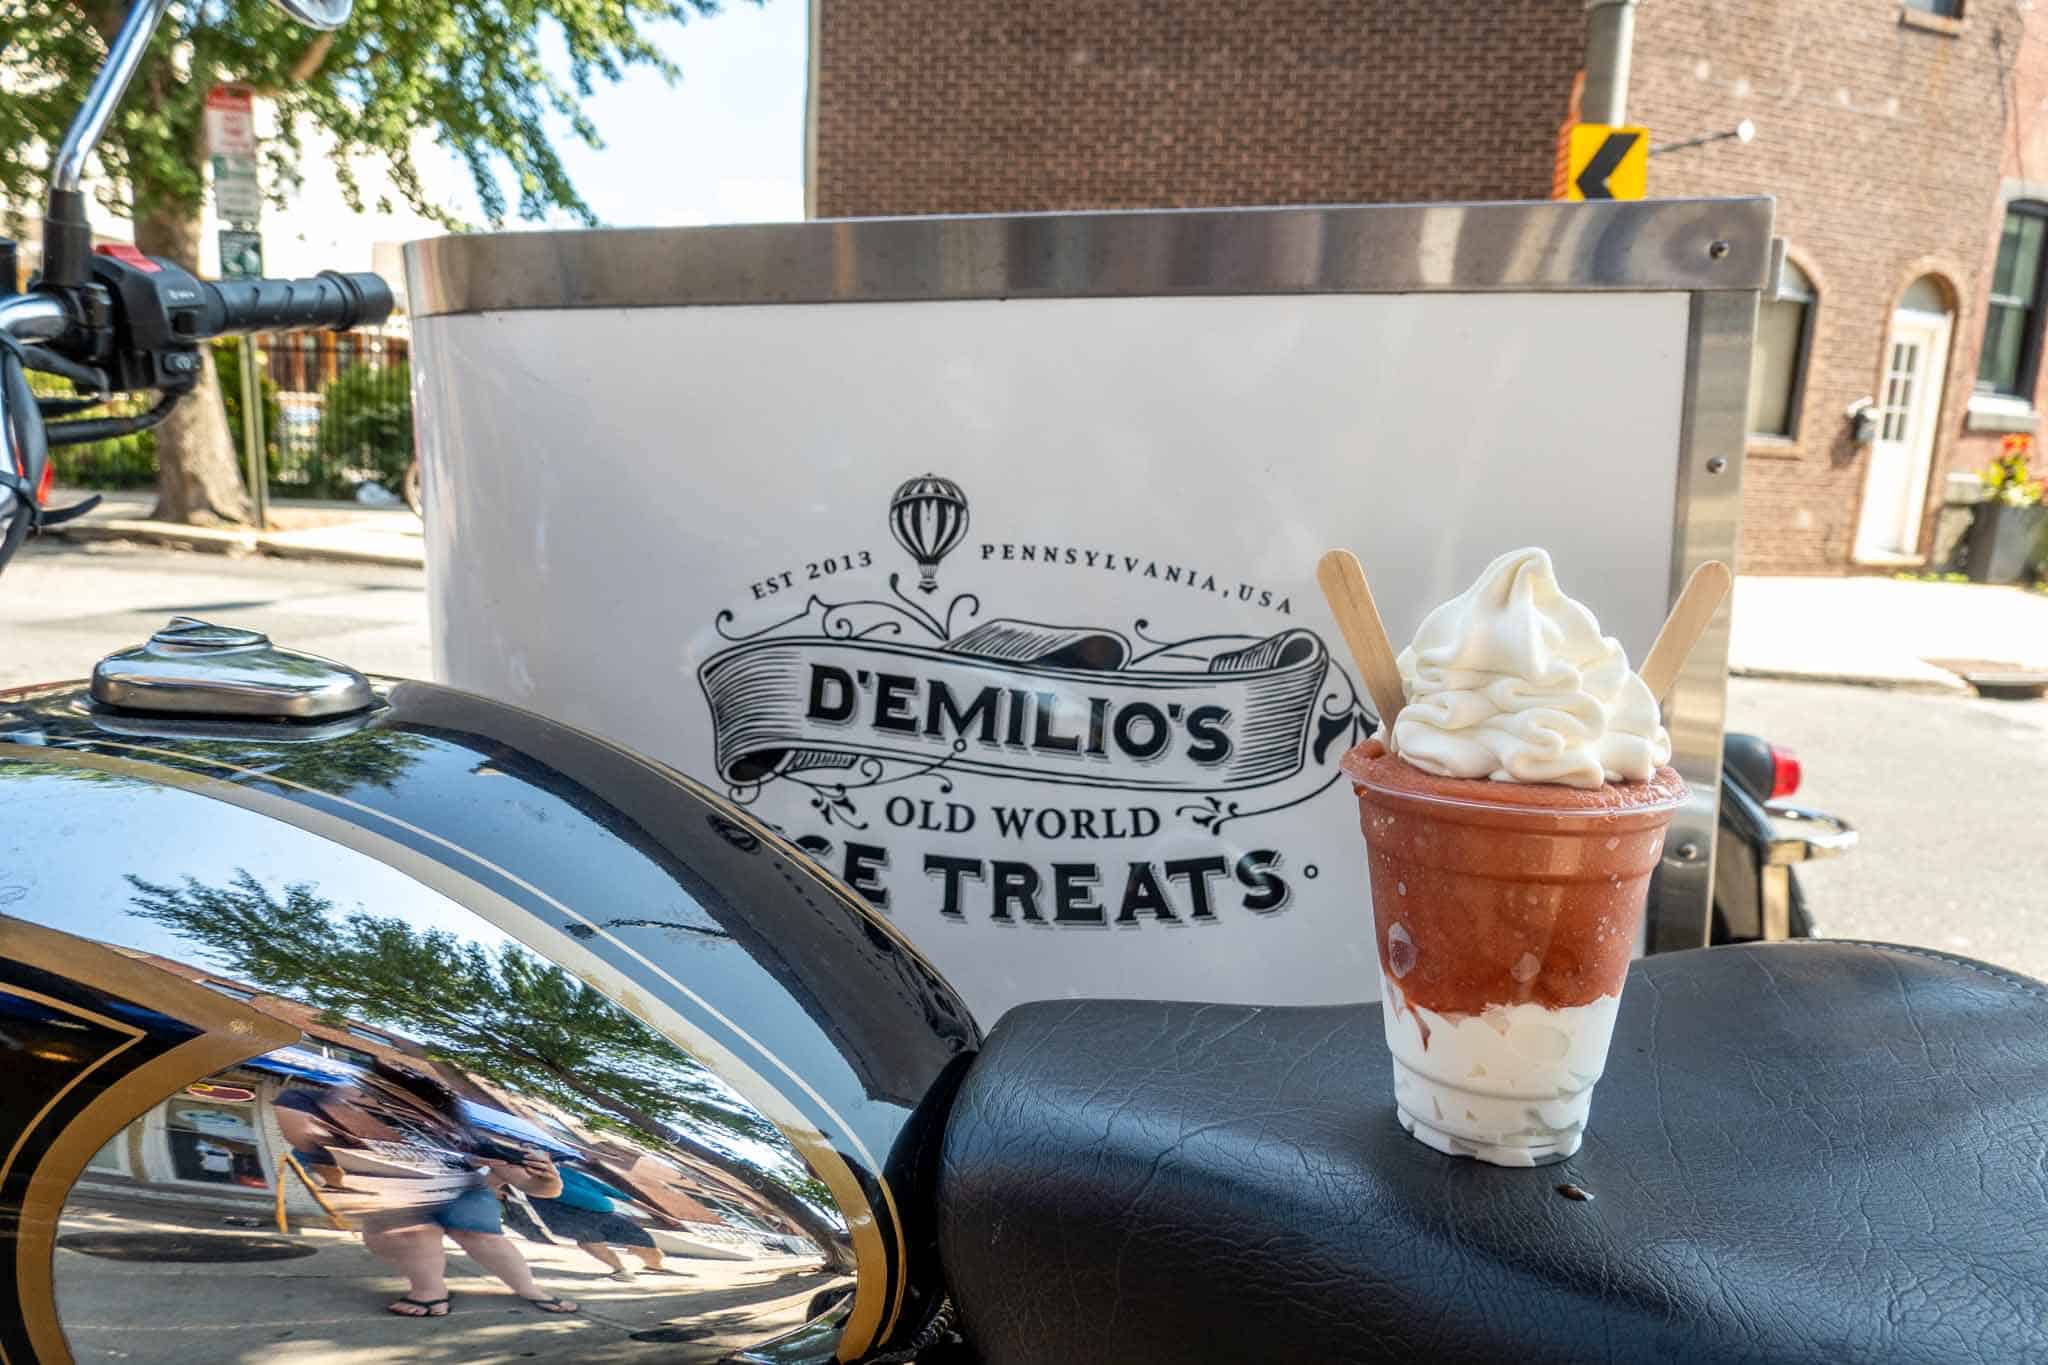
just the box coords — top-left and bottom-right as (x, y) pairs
(6, 539), (2045, 985)
(1, 537), (430, 689)
(1726, 676), (2048, 984)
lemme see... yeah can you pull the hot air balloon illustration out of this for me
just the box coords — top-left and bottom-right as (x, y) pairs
(889, 474), (970, 594)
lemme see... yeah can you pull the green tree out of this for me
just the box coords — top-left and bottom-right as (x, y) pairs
(127, 868), (850, 1264)
(316, 358), (410, 492)
(1, 0), (719, 525)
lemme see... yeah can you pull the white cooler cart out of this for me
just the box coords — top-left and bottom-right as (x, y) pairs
(405, 198), (1769, 1024)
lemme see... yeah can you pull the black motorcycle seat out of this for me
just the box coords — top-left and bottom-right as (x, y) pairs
(936, 942), (2048, 1364)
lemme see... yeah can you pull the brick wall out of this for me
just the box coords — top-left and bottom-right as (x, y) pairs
(1630, 2), (2023, 573)
(811, 1), (2039, 574)
(811, 0), (1584, 215)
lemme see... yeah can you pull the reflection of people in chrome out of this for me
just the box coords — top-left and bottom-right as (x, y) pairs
(527, 1163), (673, 1280)
(272, 1065), (580, 1319)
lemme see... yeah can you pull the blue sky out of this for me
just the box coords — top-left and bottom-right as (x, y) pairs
(535, 0), (808, 227)
(195, 3), (809, 277)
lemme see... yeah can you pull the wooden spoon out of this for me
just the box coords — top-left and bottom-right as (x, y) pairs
(1638, 560), (1733, 703)
(1315, 548), (1410, 739)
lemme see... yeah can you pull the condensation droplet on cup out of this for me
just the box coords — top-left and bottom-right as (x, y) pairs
(1386, 922), (1418, 978)
(1397, 880), (1408, 896)
(1511, 952), (1542, 983)
(1604, 837), (1619, 851)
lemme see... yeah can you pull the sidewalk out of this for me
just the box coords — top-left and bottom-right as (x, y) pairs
(55, 1189), (841, 1364)
(39, 498), (2044, 693)
(50, 488), (426, 569)
(1730, 575), (2048, 693)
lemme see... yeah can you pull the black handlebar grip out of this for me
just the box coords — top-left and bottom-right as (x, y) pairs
(198, 271), (395, 337)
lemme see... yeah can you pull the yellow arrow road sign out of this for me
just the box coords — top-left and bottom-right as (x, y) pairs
(1563, 124), (1648, 201)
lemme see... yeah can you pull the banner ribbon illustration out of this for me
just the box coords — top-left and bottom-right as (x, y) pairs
(699, 618), (1341, 793)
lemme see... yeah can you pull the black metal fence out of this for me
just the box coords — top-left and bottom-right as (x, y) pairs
(261, 328), (413, 500)
(47, 328), (414, 502)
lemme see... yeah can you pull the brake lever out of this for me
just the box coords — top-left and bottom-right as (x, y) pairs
(22, 345), (107, 394)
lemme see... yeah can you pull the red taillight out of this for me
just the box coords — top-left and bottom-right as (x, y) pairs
(35, 459), (53, 507)
(1768, 743), (1801, 800)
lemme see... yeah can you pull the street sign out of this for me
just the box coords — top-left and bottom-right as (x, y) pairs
(205, 85), (261, 227)
(210, 155), (262, 227)
(1563, 124), (1648, 201)
(203, 85), (257, 158)
(218, 229), (263, 280)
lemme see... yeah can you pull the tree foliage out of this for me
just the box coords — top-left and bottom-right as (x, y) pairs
(125, 868), (850, 1255)
(2, 0), (728, 524)
(127, 868), (773, 1142)
(1, 0), (722, 229)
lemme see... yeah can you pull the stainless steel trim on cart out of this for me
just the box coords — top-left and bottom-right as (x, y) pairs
(1653, 286), (1760, 952)
(405, 197), (1773, 317)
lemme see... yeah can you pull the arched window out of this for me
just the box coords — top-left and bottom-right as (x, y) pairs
(1979, 200), (2048, 398)
(1748, 258), (1815, 439)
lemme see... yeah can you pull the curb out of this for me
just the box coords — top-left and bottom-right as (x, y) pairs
(57, 519), (259, 555)
(1729, 664), (1971, 695)
(52, 518), (425, 570)
(262, 537), (426, 570)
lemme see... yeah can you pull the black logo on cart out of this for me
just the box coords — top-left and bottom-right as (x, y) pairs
(697, 474), (1371, 923)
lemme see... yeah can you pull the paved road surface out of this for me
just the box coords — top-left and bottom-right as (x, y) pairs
(1, 538), (430, 689)
(1727, 677), (2048, 983)
(7, 541), (2045, 985)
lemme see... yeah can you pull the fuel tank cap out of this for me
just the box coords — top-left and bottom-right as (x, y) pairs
(90, 616), (375, 719)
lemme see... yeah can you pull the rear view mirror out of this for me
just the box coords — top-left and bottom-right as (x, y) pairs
(267, 0), (351, 30)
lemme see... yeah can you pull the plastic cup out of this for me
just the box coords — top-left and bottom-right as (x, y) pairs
(1340, 743), (1686, 1166)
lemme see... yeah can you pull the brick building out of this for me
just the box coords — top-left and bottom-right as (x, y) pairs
(808, 1), (2048, 575)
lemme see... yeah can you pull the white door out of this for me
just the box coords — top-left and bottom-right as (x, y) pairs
(1855, 308), (1952, 560)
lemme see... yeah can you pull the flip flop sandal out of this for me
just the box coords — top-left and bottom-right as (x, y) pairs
(387, 1296), (450, 1318)
(523, 1296), (580, 1314)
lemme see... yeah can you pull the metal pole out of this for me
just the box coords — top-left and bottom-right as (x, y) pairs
(238, 340), (269, 530)
(1583, 0), (1638, 127)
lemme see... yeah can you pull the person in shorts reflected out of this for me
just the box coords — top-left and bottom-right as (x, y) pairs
(273, 1063), (579, 1318)
(527, 1161), (674, 1280)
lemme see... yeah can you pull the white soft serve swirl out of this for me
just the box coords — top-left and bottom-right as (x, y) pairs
(1389, 547), (1671, 788)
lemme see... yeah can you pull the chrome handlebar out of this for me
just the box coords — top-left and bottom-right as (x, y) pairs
(0, 295), (74, 345)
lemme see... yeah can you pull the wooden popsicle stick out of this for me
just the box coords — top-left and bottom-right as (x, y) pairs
(1316, 548), (1410, 739)
(1638, 560), (1733, 703)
